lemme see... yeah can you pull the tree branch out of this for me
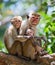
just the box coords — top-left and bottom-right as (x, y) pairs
(0, 16), (12, 27)
(0, 51), (55, 65)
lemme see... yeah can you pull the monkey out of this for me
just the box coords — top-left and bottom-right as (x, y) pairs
(18, 12), (48, 59)
(4, 14), (47, 60)
(4, 16), (23, 56)
(19, 12), (40, 35)
(26, 29), (34, 36)
(4, 15), (38, 60)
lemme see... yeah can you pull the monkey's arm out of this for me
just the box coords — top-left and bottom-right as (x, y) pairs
(14, 35), (30, 42)
(4, 29), (14, 49)
(19, 20), (28, 35)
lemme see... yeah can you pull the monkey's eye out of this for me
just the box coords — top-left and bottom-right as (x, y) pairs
(36, 17), (40, 19)
(18, 20), (21, 22)
(32, 17), (35, 19)
(31, 17), (35, 20)
(36, 18), (39, 19)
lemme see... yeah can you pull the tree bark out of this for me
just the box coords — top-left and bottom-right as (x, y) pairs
(0, 51), (55, 65)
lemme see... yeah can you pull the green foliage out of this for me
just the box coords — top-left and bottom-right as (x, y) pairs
(52, 11), (55, 17)
(0, 41), (4, 50)
(37, 11), (55, 54)
(0, 25), (8, 52)
(0, 40), (8, 53)
(44, 11), (55, 53)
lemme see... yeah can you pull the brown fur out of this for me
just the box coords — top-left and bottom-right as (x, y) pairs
(4, 25), (22, 56)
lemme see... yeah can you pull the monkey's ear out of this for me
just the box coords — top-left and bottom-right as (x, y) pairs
(26, 15), (29, 19)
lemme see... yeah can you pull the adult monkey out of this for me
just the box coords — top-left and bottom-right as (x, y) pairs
(4, 16), (24, 56)
(19, 12), (40, 35)
(19, 12), (47, 59)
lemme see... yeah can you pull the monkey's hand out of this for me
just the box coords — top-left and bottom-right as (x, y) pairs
(15, 35), (30, 42)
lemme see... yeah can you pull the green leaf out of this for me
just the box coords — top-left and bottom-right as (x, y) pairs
(0, 41), (4, 50)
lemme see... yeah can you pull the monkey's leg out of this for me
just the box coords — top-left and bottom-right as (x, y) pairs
(23, 39), (36, 60)
(9, 41), (22, 56)
(16, 41), (23, 56)
(35, 45), (48, 56)
(31, 37), (48, 56)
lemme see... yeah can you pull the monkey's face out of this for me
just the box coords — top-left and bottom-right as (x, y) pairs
(26, 29), (34, 36)
(11, 16), (22, 29)
(12, 19), (21, 29)
(29, 14), (40, 26)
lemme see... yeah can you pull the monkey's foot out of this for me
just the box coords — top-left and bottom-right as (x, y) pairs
(37, 50), (48, 56)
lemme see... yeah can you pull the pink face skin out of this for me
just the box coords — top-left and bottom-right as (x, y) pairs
(26, 29), (34, 36)
(11, 18), (21, 29)
(30, 14), (40, 26)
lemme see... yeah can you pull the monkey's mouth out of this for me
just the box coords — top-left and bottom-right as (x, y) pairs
(32, 20), (38, 25)
(33, 20), (38, 23)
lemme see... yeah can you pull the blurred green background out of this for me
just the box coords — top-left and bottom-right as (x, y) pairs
(0, 0), (55, 54)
